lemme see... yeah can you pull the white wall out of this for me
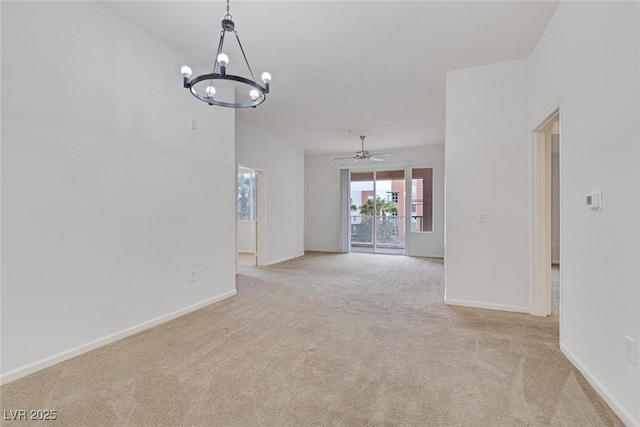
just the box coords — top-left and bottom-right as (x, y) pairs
(236, 121), (304, 265)
(529, 2), (639, 424)
(1, 2), (237, 382)
(305, 145), (445, 257)
(237, 221), (256, 253)
(445, 58), (531, 313)
(446, 3), (639, 422)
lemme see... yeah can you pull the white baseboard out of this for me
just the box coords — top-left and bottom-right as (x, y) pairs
(0, 289), (237, 385)
(264, 257), (287, 266)
(560, 343), (639, 427)
(444, 298), (529, 314)
(409, 253), (444, 259)
(264, 256), (295, 266)
(295, 252), (306, 258)
(238, 250), (256, 254)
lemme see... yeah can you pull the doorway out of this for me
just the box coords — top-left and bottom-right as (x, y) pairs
(530, 110), (561, 318)
(349, 170), (406, 254)
(236, 165), (266, 269)
(237, 166), (257, 267)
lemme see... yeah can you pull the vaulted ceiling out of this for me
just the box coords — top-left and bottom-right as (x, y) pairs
(105, 1), (559, 155)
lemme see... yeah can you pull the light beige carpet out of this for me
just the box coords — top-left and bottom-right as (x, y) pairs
(0, 253), (621, 426)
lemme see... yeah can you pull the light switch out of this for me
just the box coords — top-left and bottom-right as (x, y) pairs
(586, 191), (601, 209)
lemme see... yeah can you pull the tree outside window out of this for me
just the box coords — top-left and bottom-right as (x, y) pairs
(237, 168), (256, 221)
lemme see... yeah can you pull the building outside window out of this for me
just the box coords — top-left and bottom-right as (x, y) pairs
(411, 168), (433, 232)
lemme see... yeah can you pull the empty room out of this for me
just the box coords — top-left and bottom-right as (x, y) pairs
(1, 1), (639, 426)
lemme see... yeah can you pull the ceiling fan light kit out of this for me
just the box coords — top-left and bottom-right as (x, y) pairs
(180, 0), (271, 109)
(334, 135), (391, 163)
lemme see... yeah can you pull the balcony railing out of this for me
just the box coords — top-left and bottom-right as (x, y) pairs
(350, 215), (406, 249)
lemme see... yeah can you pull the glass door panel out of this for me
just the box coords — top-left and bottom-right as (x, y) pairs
(374, 170), (405, 254)
(350, 172), (374, 253)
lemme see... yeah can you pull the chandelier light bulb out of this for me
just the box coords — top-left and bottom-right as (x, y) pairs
(217, 53), (229, 66)
(206, 86), (216, 98)
(249, 89), (260, 101)
(261, 72), (271, 83)
(181, 66), (192, 77)
(217, 53), (229, 76)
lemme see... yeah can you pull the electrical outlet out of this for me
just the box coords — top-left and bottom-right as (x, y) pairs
(625, 336), (636, 365)
(477, 212), (491, 223)
(189, 269), (197, 282)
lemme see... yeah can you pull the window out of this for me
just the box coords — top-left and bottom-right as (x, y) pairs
(411, 167), (433, 232)
(237, 167), (256, 221)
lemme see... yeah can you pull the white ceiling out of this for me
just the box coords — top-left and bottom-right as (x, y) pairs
(104, 1), (559, 155)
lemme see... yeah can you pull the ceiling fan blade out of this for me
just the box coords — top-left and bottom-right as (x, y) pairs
(337, 136), (388, 163)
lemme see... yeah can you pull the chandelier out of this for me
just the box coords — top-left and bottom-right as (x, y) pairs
(180, 0), (271, 108)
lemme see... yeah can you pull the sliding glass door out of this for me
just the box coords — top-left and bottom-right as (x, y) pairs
(349, 170), (405, 254)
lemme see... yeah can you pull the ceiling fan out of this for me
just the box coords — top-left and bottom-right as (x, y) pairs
(334, 135), (391, 163)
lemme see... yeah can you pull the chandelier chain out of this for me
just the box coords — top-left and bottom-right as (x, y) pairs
(225, 0), (232, 20)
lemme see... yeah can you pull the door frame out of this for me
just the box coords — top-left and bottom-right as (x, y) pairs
(255, 169), (267, 266)
(529, 107), (561, 318)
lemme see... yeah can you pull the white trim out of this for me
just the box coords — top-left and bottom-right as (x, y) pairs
(237, 163), (265, 173)
(0, 290), (237, 385)
(408, 253), (444, 259)
(256, 170), (267, 267)
(445, 298), (529, 314)
(263, 253), (304, 266)
(238, 250), (256, 254)
(295, 252), (306, 258)
(560, 343), (639, 427)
